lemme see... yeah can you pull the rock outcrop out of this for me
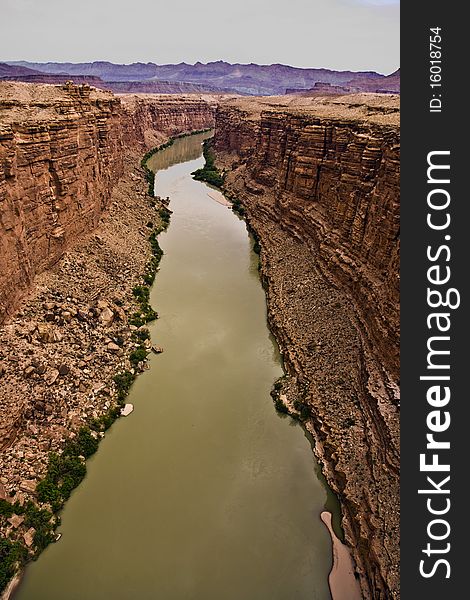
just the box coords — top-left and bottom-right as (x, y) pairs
(0, 82), (215, 323)
(212, 94), (400, 599)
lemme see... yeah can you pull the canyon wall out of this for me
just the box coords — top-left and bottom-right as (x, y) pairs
(119, 94), (217, 150)
(212, 95), (400, 599)
(0, 82), (215, 323)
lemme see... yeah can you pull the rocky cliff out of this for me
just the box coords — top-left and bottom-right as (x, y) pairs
(119, 93), (217, 150)
(212, 94), (400, 599)
(0, 82), (215, 323)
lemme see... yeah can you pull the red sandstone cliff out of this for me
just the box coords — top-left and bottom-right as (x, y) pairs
(0, 82), (215, 323)
(119, 93), (217, 150)
(212, 94), (400, 599)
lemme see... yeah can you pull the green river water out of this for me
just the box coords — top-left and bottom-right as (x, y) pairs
(15, 132), (334, 600)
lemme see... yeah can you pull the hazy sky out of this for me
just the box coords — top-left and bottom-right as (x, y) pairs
(0, 0), (399, 73)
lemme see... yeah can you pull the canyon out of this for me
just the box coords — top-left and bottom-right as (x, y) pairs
(0, 82), (215, 594)
(0, 82), (216, 324)
(0, 82), (399, 599)
(211, 94), (400, 598)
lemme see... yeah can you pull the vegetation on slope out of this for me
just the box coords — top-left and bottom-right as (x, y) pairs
(191, 140), (225, 188)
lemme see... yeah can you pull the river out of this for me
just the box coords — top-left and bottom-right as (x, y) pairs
(15, 132), (335, 600)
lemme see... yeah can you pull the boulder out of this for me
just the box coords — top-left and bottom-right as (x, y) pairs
(99, 307), (115, 327)
(45, 368), (60, 385)
(0, 482), (8, 500)
(37, 323), (55, 343)
(8, 514), (25, 529)
(19, 480), (36, 494)
(120, 403), (134, 416)
(24, 365), (36, 378)
(58, 364), (70, 376)
(24, 527), (36, 547)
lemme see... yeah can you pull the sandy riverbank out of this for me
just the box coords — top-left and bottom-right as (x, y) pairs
(321, 511), (362, 600)
(206, 190), (232, 207)
(0, 572), (21, 600)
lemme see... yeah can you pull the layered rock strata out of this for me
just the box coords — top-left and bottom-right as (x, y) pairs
(119, 93), (217, 150)
(0, 82), (215, 324)
(212, 94), (400, 599)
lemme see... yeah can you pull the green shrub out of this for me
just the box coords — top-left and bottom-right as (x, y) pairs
(132, 285), (150, 303)
(100, 407), (121, 430)
(113, 371), (136, 403)
(0, 499), (16, 518)
(129, 347), (147, 366)
(158, 207), (171, 229)
(76, 428), (99, 458)
(0, 538), (28, 593)
(133, 329), (150, 342)
(191, 140), (225, 188)
(274, 397), (289, 414)
(35, 479), (61, 506)
(192, 168), (224, 188)
(36, 450), (86, 513)
(23, 502), (55, 552)
(293, 399), (311, 421)
(231, 198), (245, 216)
(143, 272), (155, 286)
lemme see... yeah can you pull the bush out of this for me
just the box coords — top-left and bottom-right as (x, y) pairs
(100, 407), (121, 430)
(0, 538), (27, 593)
(343, 417), (356, 428)
(293, 399), (311, 421)
(191, 140), (225, 188)
(192, 168), (224, 188)
(113, 371), (136, 403)
(231, 198), (245, 216)
(132, 285), (150, 303)
(133, 328), (150, 342)
(76, 428), (99, 458)
(23, 502), (55, 552)
(36, 450), (86, 512)
(274, 397), (289, 414)
(159, 207), (171, 229)
(129, 347), (147, 366)
(36, 479), (61, 506)
(0, 499), (16, 518)
(143, 272), (155, 286)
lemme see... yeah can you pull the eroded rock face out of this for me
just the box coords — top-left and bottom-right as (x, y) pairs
(119, 94), (217, 149)
(0, 82), (215, 323)
(213, 94), (400, 599)
(0, 83), (123, 323)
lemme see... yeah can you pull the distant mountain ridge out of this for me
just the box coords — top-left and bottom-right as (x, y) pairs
(286, 69), (400, 96)
(0, 63), (225, 94)
(0, 62), (45, 77)
(6, 60), (399, 95)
